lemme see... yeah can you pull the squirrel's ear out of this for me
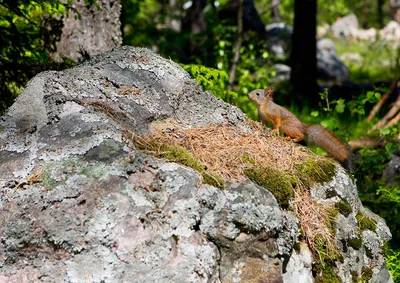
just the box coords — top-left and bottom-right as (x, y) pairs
(264, 85), (275, 97)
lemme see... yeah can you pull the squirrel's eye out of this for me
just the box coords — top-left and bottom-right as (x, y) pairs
(256, 92), (260, 96)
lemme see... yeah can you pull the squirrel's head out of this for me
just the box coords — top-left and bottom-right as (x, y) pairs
(248, 85), (275, 105)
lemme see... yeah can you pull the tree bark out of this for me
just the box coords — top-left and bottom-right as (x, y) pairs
(290, 0), (318, 101)
(51, 0), (122, 63)
(390, 0), (400, 23)
(219, 0), (265, 33)
(361, 0), (368, 28)
(228, 0), (243, 91)
(182, 0), (208, 63)
(271, 0), (280, 23)
(377, 0), (384, 28)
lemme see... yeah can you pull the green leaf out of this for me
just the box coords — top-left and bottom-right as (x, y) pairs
(335, 99), (345, 113)
(380, 128), (391, 136)
(385, 142), (395, 153)
(311, 111), (319, 117)
(366, 91), (375, 100)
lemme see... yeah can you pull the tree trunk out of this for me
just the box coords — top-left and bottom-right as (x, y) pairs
(271, 0), (280, 23)
(377, 0), (384, 28)
(190, 0), (207, 35)
(182, 0), (209, 63)
(51, 0), (122, 63)
(290, 0), (318, 101)
(361, 0), (368, 28)
(390, 0), (400, 23)
(219, 0), (266, 33)
(228, 0), (244, 91)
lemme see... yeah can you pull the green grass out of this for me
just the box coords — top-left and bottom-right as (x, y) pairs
(333, 38), (400, 82)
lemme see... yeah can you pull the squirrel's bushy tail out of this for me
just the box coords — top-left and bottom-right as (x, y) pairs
(305, 124), (353, 171)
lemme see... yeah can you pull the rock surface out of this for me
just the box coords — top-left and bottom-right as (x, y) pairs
(265, 22), (349, 82)
(331, 14), (359, 39)
(0, 46), (393, 282)
(317, 38), (349, 81)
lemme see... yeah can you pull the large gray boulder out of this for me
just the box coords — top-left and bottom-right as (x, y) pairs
(0, 46), (393, 282)
(317, 38), (349, 81)
(266, 22), (293, 59)
(265, 22), (349, 82)
(331, 14), (359, 39)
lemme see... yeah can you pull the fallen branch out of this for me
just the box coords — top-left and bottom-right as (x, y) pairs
(372, 94), (400, 130)
(367, 74), (400, 122)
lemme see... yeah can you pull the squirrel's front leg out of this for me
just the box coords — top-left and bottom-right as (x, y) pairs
(272, 118), (281, 136)
(272, 126), (280, 136)
(286, 136), (302, 142)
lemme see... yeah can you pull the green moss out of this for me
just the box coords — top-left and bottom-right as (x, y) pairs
(336, 200), (353, 217)
(326, 189), (338, 198)
(313, 233), (344, 281)
(295, 159), (337, 188)
(240, 153), (255, 164)
(365, 246), (373, 258)
(341, 239), (348, 253)
(347, 236), (362, 250)
(315, 234), (341, 263)
(361, 267), (373, 282)
(294, 241), (301, 252)
(321, 265), (342, 283)
(356, 211), (377, 232)
(351, 271), (358, 283)
(202, 172), (225, 189)
(244, 166), (295, 208)
(139, 140), (206, 171)
(326, 208), (339, 236)
(313, 261), (323, 275)
(314, 256), (342, 283)
(134, 139), (227, 188)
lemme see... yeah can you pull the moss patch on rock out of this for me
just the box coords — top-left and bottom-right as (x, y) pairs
(326, 208), (339, 236)
(336, 200), (353, 217)
(132, 138), (225, 188)
(356, 211), (377, 232)
(361, 267), (373, 282)
(347, 236), (362, 250)
(295, 159), (337, 188)
(313, 233), (344, 283)
(365, 246), (373, 258)
(137, 140), (205, 171)
(320, 265), (342, 283)
(315, 235), (342, 261)
(244, 166), (295, 208)
(202, 172), (225, 189)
